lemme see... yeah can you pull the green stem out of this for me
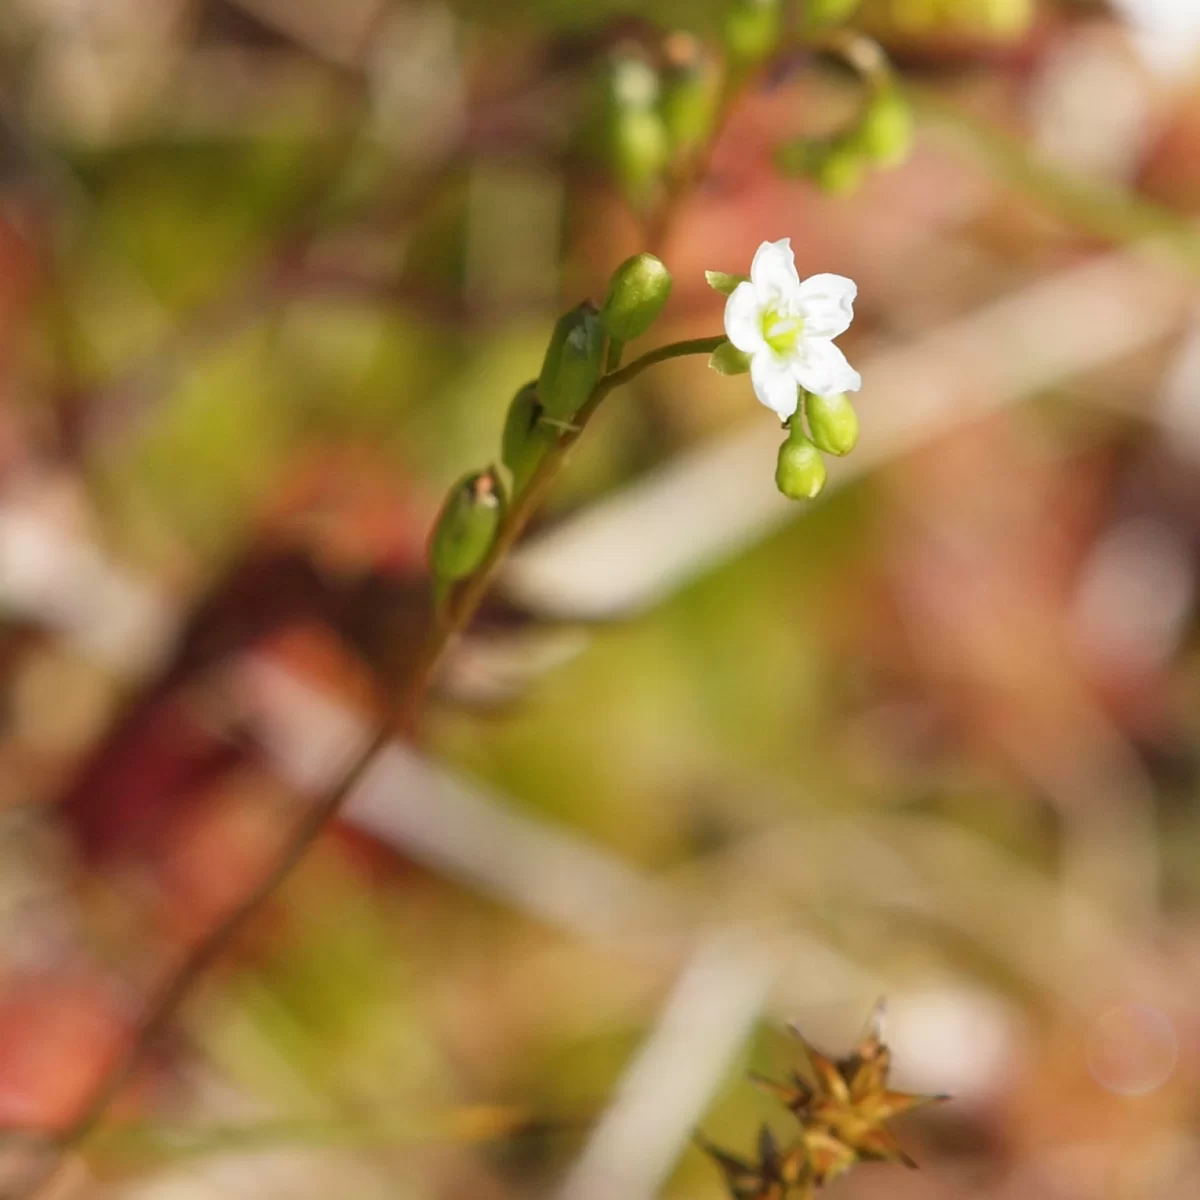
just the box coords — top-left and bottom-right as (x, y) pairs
(597, 336), (726, 400)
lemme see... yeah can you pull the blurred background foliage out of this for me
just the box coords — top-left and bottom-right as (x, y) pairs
(3, 0), (1200, 1198)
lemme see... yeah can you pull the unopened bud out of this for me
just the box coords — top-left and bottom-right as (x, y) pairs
(661, 32), (720, 153)
(805, 390), (859, 456)
(428, 467), (504, 582)
(855, 87), (914, 169)
(724, 0), (782, 68)
(501, 381), (557, 495)
(802, 0), (863, 29)
(601, 253), (673, 344)
(608, 55), (668, 209)
(537, 302), (605, 420)
(814, 138), (867, 195)
(776, 431), (827, 500)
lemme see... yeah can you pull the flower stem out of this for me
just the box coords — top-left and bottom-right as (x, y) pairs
(597, 335), (726, 400)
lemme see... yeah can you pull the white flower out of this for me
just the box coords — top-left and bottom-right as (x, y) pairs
(723, 238), (861, 420)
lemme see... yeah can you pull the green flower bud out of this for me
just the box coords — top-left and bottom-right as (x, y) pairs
(611, 51), (659, 110)
(601, 253), (673, 344)
(802, 0), (863, 29)
(855, 87), (914, 169)
(709, 341), (752, 375)
(661, 32), (720, 153)
(502, 381), (558, 495)
(813, 138), (867, 195)
(724, 0), (782, 68)
(776, 431), (827, 500)
(705, 270), (750, 297)
(537, 302), (605, 420)
(615, 111), (668, 208)
(428, 467), (505, 582)
(805, 390), (859, 456)
(608, 56), (668, 209)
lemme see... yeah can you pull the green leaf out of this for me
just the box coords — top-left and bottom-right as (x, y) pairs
(705, 271), (749, 297)
(709, 341), (752, 375)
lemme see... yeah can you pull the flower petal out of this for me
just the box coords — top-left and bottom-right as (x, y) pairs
(793, 339), (862, 397)
(750, 238), (800, 301)
(796, 273), (857, 339)
(724, 282), (766, 354)
(750, 351), (800, 419)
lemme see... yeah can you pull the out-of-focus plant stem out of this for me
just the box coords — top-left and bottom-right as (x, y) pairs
(913, 87), (1200, 273)
(646, 68), (743, 254)
(89, 1105), (533, 1166)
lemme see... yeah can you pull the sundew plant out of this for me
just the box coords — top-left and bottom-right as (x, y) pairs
(21, 0), (1198, 1198)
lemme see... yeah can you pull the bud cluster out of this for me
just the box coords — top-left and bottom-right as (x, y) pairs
(426, 254), (674, 591)
(604, 34), (728, 214)
(775, 391), (861, 501)
(602, 3), (917, 211)
(775, 76), (915, 197)
(604, 0), (788, 214)
(698, 1006), (947, 1199)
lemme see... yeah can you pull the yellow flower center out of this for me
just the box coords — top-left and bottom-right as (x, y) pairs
(762, 305), (804, 356)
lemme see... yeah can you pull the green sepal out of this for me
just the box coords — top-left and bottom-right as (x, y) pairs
(705, 271), (749, 297)
(709, 341), (752, 375)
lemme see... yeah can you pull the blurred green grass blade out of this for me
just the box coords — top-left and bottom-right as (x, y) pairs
(914, 86), (1200, 273)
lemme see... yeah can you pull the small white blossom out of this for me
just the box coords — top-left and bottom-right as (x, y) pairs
(723, 238), (861, 420)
